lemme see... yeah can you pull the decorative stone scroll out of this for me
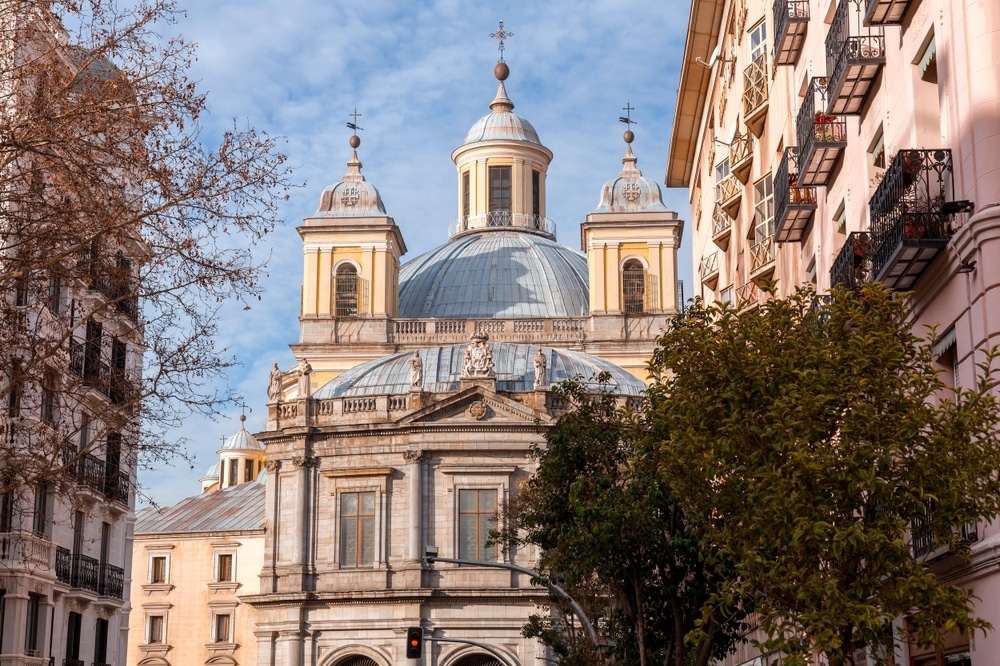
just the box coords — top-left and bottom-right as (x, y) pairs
(462, 332), (495, 379)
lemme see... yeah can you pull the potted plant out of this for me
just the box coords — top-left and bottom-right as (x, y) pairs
(814, 112), (841, 141)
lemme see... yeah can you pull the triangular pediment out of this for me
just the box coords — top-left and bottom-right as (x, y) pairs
(398, 386), (551, 425)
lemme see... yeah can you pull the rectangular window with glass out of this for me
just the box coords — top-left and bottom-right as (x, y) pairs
(25, 593), (43, 654)
(217, 553), (233, 582)
(753, 175), (775, 242)
(48, 272), (61, 313)
(459, 488), (497, 561)
(214, 613), (231, 643)
(147, 615), (164, 644)
(749, 20), (768, 63)
(488, 166), (512, 219)
(340, 491), (375, 567)
(40, 369), (57, 425)
(31, 483), (47, 538)
(462, 171), (470, 222)
(150, 555), (167, 583)
(244, 459), (255, 482)
(532, 170), (540, 222)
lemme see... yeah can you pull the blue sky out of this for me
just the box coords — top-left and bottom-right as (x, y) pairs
(141, 0), (694, 507)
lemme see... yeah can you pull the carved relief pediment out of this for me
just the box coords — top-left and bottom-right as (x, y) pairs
(398, 387), (549, 425)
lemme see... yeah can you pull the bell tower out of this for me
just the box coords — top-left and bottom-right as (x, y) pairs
(298, 130), (407, 336)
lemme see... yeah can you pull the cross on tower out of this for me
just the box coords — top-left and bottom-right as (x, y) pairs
(346, 107), (363, 134)
(490, 19), (513, 62)
(619, 101), (637, 126)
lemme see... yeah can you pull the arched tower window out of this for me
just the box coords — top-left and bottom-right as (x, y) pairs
(622, 259), (646, 314)
(335, 264), (360, 317)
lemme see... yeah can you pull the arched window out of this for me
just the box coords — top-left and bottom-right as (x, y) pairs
(335, 264), (359, 317)
(622, 259), (646, 314)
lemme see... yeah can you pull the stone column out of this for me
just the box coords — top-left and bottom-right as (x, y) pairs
(404, 449), (423, 563)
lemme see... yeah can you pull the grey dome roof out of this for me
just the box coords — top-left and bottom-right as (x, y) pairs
(201, 461), (219, 481)
(314, 149), (387, 217)
(593, 145), (670, 213)
(398, 231), (589, 319)
(220, 420), (264, 451)
(314, 344), (647, 397)
(463, 80), (541, 146)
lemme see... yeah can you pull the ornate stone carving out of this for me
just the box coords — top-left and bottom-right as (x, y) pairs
(533, 348), (548, 390)
(268, 362), (283, 401)
(265, 460), (282, 472)
(621, 181), (641, 202)
(296, 358), (312, 398)
(462, 332), (495, 379)
(291, 455), (317, 469)
(340, 185), (360, 206)
(409, 352), (423, 389)
(467, 400), (487, 420)
(403, 449), (423, 463)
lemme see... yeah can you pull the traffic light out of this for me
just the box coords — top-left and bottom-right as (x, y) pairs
(405, 626), (423, 659)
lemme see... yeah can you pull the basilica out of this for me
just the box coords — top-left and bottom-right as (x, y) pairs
(129, 58), (682, 666)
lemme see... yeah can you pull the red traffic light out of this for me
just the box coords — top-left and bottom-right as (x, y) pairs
(406, 626), (423, 659)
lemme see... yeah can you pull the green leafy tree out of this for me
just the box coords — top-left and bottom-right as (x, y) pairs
(501, 378), (746, 666)
(646, 284), (1000, 666)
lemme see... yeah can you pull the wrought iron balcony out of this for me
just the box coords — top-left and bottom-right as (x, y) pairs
(72, 553), (100, 592)
(742, 54), (770, 136)
(830, 232), (873, 289)
(864, 0), (912, 25)
(716, 174), (743, 218)
(55, 548), (102, 593)
(869, 149), (954, 290)
(712, 205), (733, 251)
(730, 132), (754, 184)
(775, 147), (818, 243)
(825, 0), (885, 115)
(80, 453), (107, 494)
(910, 505), (978, 560)
(105, 471), (130, 507)
(99, 562), (125, 599)
(796, 78), (847, 186)
(749, 235), (776, 280)
(774, 0), (810, 65)
(699, 251), (720, 290)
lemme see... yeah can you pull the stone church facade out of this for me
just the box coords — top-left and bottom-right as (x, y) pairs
(243, 60), (684, 666)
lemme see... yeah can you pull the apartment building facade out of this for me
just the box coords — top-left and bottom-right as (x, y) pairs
(669, 0), (1000, 663)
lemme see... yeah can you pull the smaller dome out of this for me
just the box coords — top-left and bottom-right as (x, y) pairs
(463, 79), (541, 146)
(201, 461), (219, 481)
(220, 418), (264, 452)
(315, 141), (387, 217)
(593, 145), (670, 214)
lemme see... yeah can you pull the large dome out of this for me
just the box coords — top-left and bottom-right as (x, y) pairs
(398, 231), (589, 319)
(314, 343), (647, 397)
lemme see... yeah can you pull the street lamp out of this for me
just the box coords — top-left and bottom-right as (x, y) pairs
(423, 547), (598, 646)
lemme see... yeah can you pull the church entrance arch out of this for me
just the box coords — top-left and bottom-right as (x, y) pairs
(450, 655), (506, 666)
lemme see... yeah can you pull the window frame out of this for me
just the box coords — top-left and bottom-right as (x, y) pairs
(442, 467), (513, 564)
(213, 612), (232, 643)
(753, 174), (775, 243)
(339, 490), (377, 568)
(148, 554), (169, 584)
(216, 552), (235, 583)
(146, 614), (165, 645)
(488, 165), (512, 217)
(322, 467), (393, 571)
(458, 488), (498, 562)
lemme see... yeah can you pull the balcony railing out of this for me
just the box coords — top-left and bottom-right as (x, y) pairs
(796, 78), (847, 187)
(72, 553), (100, 592)
(864, 0), (912, 25)
(81, 252), (140, 323)
(825, 0), (885, 115)
(699, 251), (720, 289)
(830, 232), (873, 290)
(716, 174), (743, 218)
(62, 447), (130, 507)
(774, 0), (810, 65)
(730, 132), (754, 183)
(911, 506), (978, 560)
(749, 235), (776, 278)
(0, 531), (54, 570)
(99, 561), (125, 599)
(68, 341), (111, 397)
(869, 149), (954, 290)
(775, 147), (818, 243)
(712, 205), (733, 250)
(742, 54), (770, 135)
(449, 213), (556, 238)
(736, 281), (760, 308)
